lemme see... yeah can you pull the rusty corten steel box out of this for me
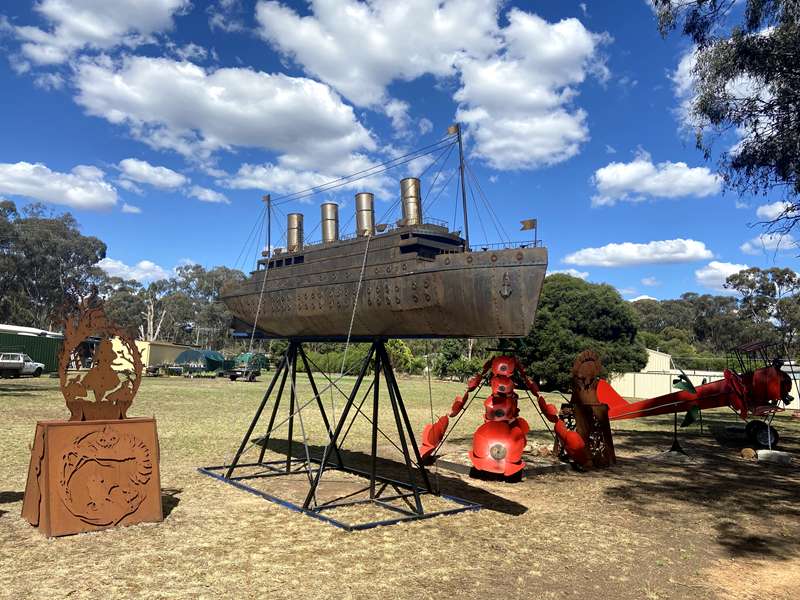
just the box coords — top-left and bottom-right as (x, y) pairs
(21, 418), (162, 537)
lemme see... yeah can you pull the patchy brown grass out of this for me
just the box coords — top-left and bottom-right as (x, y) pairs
(1, 374), (799, 600)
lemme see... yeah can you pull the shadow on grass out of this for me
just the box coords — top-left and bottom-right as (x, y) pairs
(250, 438), (528, 516)
(600, 422), (800, 561)
(0, 491), (24, 503)
(162, 488), (182, 518)
(0, 491), (24, 519)
(0, 384), (44, 397)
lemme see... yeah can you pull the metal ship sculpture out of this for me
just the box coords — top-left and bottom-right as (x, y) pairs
(222, 132), (548, 340)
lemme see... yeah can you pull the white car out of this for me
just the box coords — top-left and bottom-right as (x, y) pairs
(0, 353), (45, 378)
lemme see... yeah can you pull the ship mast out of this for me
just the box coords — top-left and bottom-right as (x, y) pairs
(449, 123), (470, 251)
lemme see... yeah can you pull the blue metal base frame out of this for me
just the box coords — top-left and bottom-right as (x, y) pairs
(198, 460), (481, 531)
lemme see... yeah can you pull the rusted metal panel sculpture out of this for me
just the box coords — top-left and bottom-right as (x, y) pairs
(21, 298), (162, 537)
(221, 177), (548, 340)
(569, 351), (616, 468)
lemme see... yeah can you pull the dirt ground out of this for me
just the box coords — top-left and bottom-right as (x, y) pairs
(1, 374), (799, 600)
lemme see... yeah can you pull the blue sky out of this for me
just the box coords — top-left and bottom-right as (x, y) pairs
(1, 0), (796, 301)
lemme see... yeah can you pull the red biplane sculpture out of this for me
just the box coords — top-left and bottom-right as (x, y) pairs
(419, 356), (589, 479)
(597, 341), (794, 447)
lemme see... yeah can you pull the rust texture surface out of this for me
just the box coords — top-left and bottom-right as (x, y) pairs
(59, 300), (143, 421)
(22, 419), (162, 537)
(21, 299), (162, 537)
(571, 350), (617, 467)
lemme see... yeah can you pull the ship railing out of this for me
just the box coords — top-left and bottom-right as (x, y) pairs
(475, 240), (544, 250)
(425, 217), (448, 228)
(437, 240), (544, 255)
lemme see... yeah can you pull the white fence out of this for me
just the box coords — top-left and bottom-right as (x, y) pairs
(609, 370), (723, 400)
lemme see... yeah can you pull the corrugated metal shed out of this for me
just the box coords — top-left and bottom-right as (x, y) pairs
(0, 327), (63, 372)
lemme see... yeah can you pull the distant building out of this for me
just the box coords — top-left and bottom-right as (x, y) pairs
(0, 324), (63, 372)
(609, 348), (723, 400)
(110, 338), (193, 370)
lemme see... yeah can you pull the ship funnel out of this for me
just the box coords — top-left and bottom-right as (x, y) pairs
(400, 177), (422, 226)
(287, 213), (304, 252)
(321, 202), (339, 243)
(355, 192), (374, 237)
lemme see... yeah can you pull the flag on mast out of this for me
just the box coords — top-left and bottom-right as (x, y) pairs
(520, 219), (537, 231)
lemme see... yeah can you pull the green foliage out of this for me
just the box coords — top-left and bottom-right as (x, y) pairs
(653, 1), (800, 216)
(0, 201), (107, 329)
(632, 287), (781, 360)
(502, 274), (648, 391)
(725, 267), (800, 349)
(301, 345), (370, 375)
(449, 356), (485, 382)
(386, 339), (414, 373)
(432, 339), (467, 378)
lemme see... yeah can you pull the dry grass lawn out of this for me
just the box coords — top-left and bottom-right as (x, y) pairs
(1, 373), (799, 600)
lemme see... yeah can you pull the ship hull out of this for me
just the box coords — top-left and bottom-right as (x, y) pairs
(223, 242), (547, 339)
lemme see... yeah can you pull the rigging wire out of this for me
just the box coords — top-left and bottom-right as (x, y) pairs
(467, 176), (490, 245)
(423, 340), (441, 494)
(466, 163), (511, 243)
(286, 355), (318, 501)
(421, 144), (456, 212)
(233, 204), (267, 273)
(423, 167), (458, 217)
(269, 136), (457, 206)
(247, 211), (271, 354)
(335, 232), (373, 422)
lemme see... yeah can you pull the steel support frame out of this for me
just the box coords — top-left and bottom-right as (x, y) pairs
(201, 337), (480, 531)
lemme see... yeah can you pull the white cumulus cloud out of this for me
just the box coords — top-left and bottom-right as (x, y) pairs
(13, 0), (189, 65)
(256, 1), (609, 171)
(0, 161), (117, 210)
(221, 153), (394, 200)
(641, 276), (660, 286)
(97, 257), (169, 282)
(121, 202), (142, 214)
(740, 233), (796, 255)
(456, 9), (610, 170)
(629, 295), (657, 302)
(255, 0), (501, 108)
(695, 260), (749, 292)
(549, 268), (589, 280)
(564, 239), (713, 267)
(756, 200), (792, 221)
(188, 185), (229, 204)
(592, 150), (721, 206)
(118, 158), (187, 189)
(74, 55), (375, 169)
